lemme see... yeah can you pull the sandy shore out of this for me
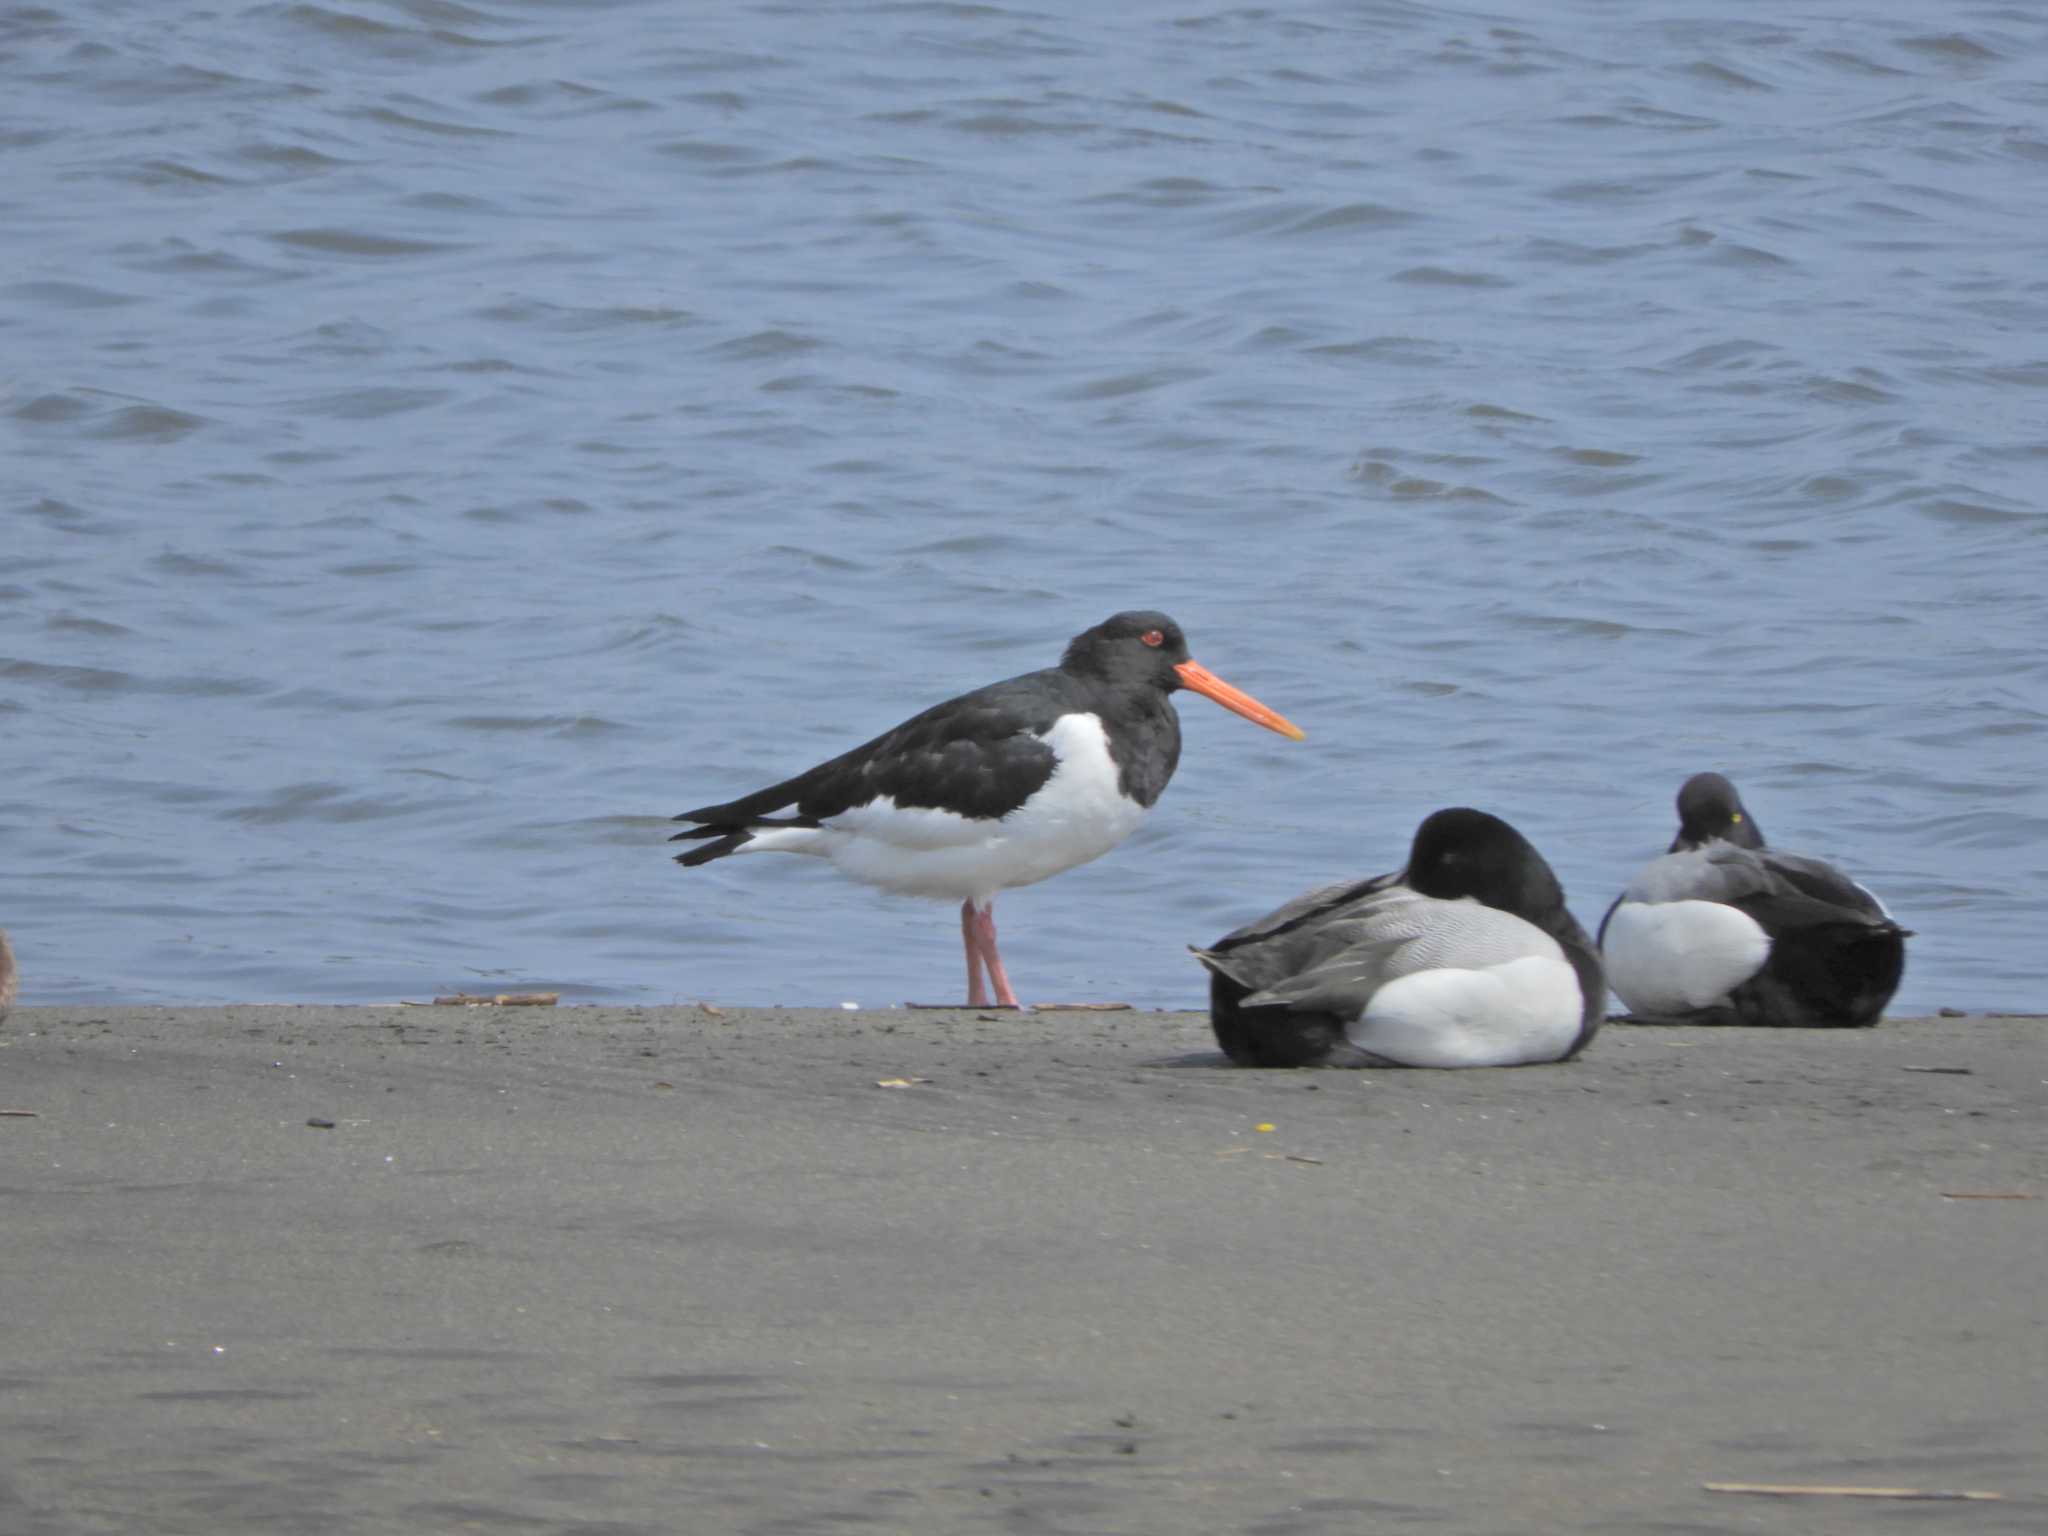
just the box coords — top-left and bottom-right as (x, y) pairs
(3, 1003), (2043, 1534)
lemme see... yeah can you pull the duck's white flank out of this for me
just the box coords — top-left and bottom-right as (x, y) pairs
(1604, 898), (1770, 1015)
(1347, 952), (1584, 1068)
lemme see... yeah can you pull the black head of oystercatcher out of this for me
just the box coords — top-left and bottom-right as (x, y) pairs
(1597, 772), (1911, 1027)
(670, 610), (1304, 1008)
(1195, 808), (1605, 1068)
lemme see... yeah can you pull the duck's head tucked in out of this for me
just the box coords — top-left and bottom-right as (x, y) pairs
(1404, 806), (1572, 919)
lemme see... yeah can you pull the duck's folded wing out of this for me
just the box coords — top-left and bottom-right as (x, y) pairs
(1205, 872), (1402, 950)
(1194, 875), (1407, 993)
(1235, 893), (1557, 1017)
(1234, 934), (1414, 1016)
(1727, 850), (1905, 935)
(1755, 850), (1897, 924)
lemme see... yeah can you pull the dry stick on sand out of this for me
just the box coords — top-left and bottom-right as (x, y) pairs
(1703, 1482), (2003, 1501)
(427, 993), (559, 1007)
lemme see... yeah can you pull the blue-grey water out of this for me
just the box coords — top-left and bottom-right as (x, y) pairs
(3, 0), (2044, 1013)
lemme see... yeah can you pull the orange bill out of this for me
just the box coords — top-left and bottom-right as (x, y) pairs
(1174, 659), (1306, 740)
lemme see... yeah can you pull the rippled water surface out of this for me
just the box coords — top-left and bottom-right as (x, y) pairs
(4, 0), (2045, 1011)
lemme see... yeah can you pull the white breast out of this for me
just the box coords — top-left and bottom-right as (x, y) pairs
(1603, 898), (1770, 1015)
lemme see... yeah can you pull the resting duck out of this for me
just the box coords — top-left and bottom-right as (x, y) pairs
(0, 929), (15, 1023)
(1195, 808), (1605, 1068)
(1599, 772), (1909, 1027)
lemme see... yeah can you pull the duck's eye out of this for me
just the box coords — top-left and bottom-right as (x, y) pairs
(1730, 812), (1743, 823)
(1141, 629), (1165, 648)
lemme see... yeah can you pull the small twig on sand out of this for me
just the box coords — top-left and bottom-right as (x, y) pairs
(1704, 1482), (2003, 1501)
(1939, 1190), (2037, 1200)
(429, 993), (558, 1007)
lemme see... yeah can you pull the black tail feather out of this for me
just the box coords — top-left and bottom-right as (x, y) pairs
(668, 824), (730, 843)
(674, 831), (753, 867)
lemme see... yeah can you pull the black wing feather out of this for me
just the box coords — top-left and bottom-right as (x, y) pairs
(673, 667), (1082, 838)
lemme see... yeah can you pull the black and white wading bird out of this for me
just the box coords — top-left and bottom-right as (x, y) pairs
(1598, 772), (1909, 1027)
(671, 611), (1305, 1008)
(1195, 808), (1605, 1068)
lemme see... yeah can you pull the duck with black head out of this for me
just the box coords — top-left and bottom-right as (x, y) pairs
(1599, 772), (1909, 1028)
(1196, 808), (1606, 1068)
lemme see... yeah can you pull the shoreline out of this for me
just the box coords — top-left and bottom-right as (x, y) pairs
(5, 1005), (2043, 1533)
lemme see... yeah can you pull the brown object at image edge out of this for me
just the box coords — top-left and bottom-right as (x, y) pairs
(0, 929), (16, 1021)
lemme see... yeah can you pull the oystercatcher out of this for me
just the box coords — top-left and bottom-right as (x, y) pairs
(671, 610), (1304, 1008)
(1599, 772), (1909, 1027)
(1195, 808), (1605, 1068)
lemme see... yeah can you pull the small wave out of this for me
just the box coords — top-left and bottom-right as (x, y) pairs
(233, 143), (349, 175)
(44, 613), (134, 638)
(476, 299), (697, 333)
(1518, 236), (1660, 267)
(292, 387), (451, 421)
(655, 138), (766, 166)
(1664, 339), (1780, 371)
(3, 280), (139, 309)
(446, 715), (627, 736)
(1345, 460), (1509, 505)
(1921, 499), (2040, 526)
(223, 782), (437, 824)
(1803, 373), (1895, 405)
(1392, 266), (1510, 288)
(707, 329), (823, 361)
(1705, 242), (1792, 268)
(351, 106), (510, 140)
(269, 227), (467, 258)
(0, 658), (260, 697)
(92, 406), (207, 442)
(1062, 365), (1206, 401)
(279, 4), (498, 58)
(953, 112), (1089, 139)
(151, 552), (243, 579)
(11, 393), (93, 423)
(1897, 34), (2001, 67)
(1286, 202), (1417, 236)
(1080, 176), (1222, 209)
(474, 79), (642, 114)
(1812, 49), (1909, 79)
(1684, 60), (1772, 92)
(123, 158), (236, 189)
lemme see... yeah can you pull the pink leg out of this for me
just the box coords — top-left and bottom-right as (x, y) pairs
(960, 899), (991, 1008)
(966, 899), (1021, 1009)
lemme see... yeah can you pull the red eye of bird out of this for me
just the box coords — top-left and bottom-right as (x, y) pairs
(1141, 629), (1164, 648)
